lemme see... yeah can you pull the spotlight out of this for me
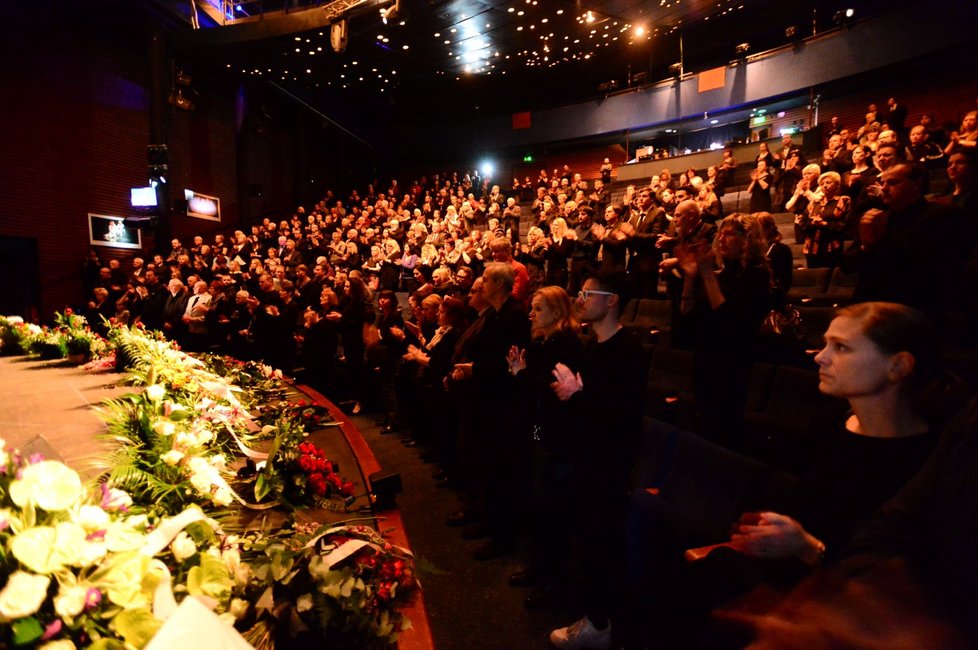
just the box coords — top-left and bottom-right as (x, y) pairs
(785, 25), (799, 40)
(735, 42), (750, 56)
(668, 62), (683, 78)
(833, 8), (855, 26)
(380, 0), (400, 25)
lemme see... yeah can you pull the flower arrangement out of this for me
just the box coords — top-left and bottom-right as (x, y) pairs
(253, 436), (356, 510)
(1, 318), (420, 648)
(254, 399), (336, 432)
(0, 312), (108, 361)
(239, 522), (419, 649)
(0, 437), (188, 648)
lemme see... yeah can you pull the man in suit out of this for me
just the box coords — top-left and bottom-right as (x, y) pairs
(627, 186), (669, 297)
(161, 278), (189, 341)
(450, 262), (531, 560)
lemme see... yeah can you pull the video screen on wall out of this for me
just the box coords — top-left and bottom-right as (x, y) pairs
(184, 189), (220, 221)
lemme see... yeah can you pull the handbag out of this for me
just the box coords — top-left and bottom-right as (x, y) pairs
(761, 304), (806, 345)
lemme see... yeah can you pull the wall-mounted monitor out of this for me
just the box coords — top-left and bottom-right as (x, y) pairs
(184, 189), (220, 221)
(130, 186), (157, 208)
(89, 213), (142, 250)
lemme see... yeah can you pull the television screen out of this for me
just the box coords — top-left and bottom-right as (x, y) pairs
(130, 186), (157, 208)
(184, 189), (221, 221)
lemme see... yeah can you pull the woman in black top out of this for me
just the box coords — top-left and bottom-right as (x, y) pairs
(624, 302), (954, 649)
(506, 286), (584, 607)
(747, 160), (773, 213)
(677, 213), (772, 448)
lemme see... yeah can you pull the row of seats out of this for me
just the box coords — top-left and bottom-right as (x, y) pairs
(632, 417), (802, 544)
(788, 267), (858, 306)
(644, 344), (847, 474)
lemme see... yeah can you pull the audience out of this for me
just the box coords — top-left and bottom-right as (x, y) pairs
(69, 103), (978, 647)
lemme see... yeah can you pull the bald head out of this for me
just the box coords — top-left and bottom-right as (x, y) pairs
(674, 200), (702, 236)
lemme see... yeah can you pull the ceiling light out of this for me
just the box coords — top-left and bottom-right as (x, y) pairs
(585, 11), (595, 23)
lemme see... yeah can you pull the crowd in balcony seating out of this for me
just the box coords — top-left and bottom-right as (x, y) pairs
(77, 98), (978, 648)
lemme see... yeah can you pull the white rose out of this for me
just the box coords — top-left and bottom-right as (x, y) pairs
(209, 455), (226, 470)
(296, 593), (313, 613)
(213, 487), (233, 507)
(190, 471), (213, 495)
(54, 584), (88, 619)
(170, 532), (197, 562)
(145, 384), (165, 402)
(161, 450), (185, 466)
(234, 563), (252, 588)
(229, 598), (249, 619)
(175, 432), (197, 449)
(222, 548), (241, 575)
(153, 420), (176, 437)
(77, 505), (110, 531)
(0, 571), (50, 620)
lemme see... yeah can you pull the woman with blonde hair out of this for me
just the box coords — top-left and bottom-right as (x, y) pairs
(677, 213), (772, 446)
(506, 285), (584, 608)
(799, 171), (851, 268)
(544, 217), (574, 290)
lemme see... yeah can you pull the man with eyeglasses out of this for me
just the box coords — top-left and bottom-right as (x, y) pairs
(549, 270), (647, 650)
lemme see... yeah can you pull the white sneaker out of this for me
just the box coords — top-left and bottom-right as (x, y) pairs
(549, 616), (612, 649)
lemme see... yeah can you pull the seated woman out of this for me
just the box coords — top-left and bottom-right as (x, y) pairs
(623, 302), (954, 650)
(505, 286), (584, 609)
(798, 171), (851, 269)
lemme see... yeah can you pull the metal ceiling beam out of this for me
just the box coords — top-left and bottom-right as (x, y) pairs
(173, 0), (382, 50)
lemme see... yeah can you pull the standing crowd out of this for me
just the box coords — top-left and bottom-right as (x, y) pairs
(77, 98), (978, 648)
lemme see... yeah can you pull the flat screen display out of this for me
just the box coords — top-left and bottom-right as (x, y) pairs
(130, 186), (158, 207)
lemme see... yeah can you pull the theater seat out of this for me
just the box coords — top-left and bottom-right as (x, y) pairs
(743, 365), (847, 474)
(822, 268), (859, 306)
(787, 267), (832, 304)
(653, 430), (772, 541)
(646, 345), (695, 425)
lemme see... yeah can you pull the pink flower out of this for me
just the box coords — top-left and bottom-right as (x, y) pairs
(41, 619), (63, 640)
(85, 588), (102, 610)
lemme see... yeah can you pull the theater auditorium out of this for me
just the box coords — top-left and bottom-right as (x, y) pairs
(2, 0), (978, 648)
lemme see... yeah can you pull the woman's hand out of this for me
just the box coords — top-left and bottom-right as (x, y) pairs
(551, 362), (583, 400)
(451, 362), (473, 381)
(507, 345), (526, 375)
(730, 512), (823, 564)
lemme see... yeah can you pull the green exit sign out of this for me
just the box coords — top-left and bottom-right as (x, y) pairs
(523, 155), (534, 163)
(751, 115), (768, 126)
